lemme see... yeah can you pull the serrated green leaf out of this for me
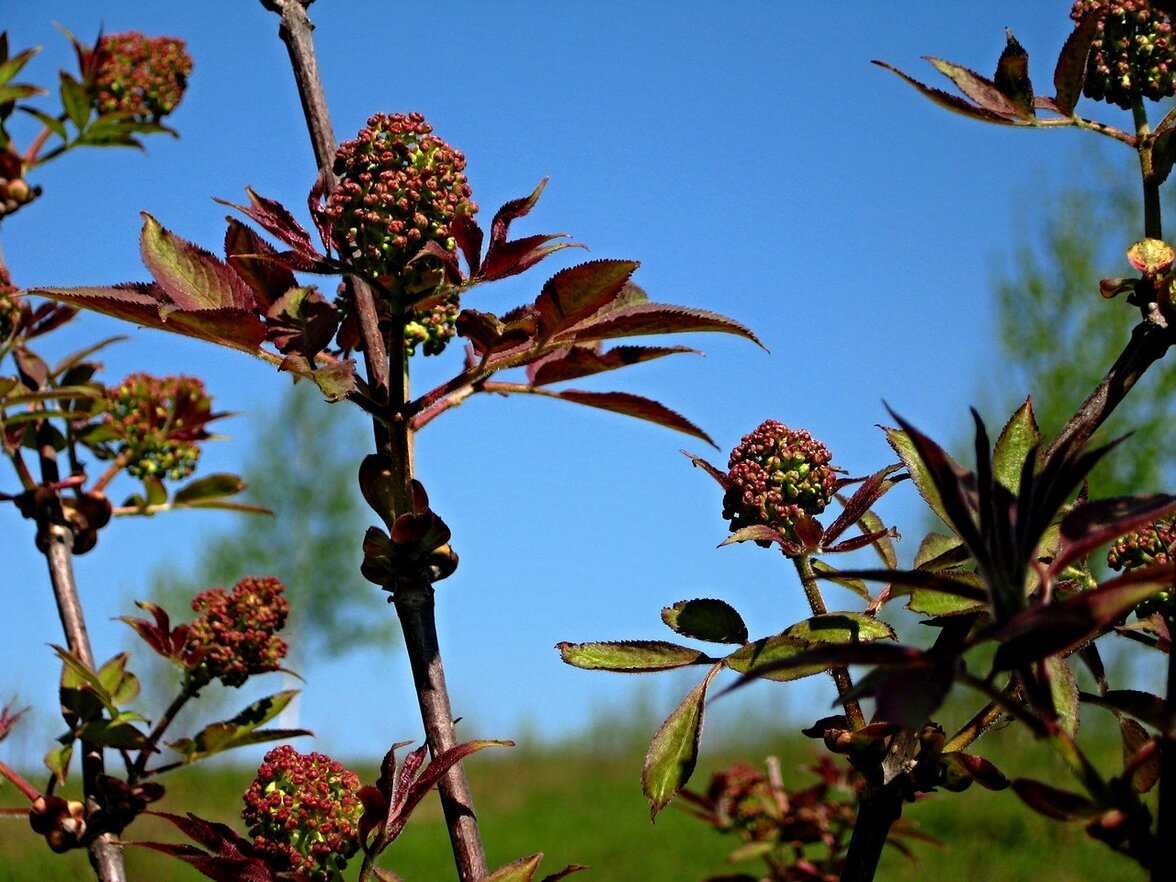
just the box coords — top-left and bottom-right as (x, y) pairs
(482, 854), (543, 882)
(172, 473), (245, 504)
(1046, 655), (1079, 737)
(642, 664), (720, 819)
(59, 71), (90, 131)
(725, 634), (819, 682)
(53, 645), (114, 708)
(906, 586), (987, 616)
(96, 653), (140, 707)
(992, 398), (1040, 493)
(810, 560), (872, 601)
(782, 612), (896, 645)
(18, 106), (68, 141)
(557, 640), (711, 672)
(885, 427), (950, 525)
(0, 47), (38, 88)
(167, 690), (306, 762)
(661, 599), (748, 644)
(0, 83), (43, 104)
(914, 532), (968, 570)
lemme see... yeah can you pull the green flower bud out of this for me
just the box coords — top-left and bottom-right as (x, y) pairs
(104, 373), (212, 481)
(1107, 516), (1176, 618)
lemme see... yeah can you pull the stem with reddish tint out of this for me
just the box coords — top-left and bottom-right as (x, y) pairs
(260, 2), (487, 878)
(35, 427), (126, 882)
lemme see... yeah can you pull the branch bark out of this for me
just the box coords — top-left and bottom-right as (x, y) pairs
(260, 3), (487, 878)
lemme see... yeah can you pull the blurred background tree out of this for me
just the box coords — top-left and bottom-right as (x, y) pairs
(984, 150), (1176, 499)
(148, 380), (396, 661)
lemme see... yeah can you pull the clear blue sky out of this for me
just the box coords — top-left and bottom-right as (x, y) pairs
(1, 3), (1140, 766)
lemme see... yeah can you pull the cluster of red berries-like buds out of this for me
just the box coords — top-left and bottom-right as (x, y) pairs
(723, 420), (837, 540)
(242, 746), (363, 882)
(1107, 517), (1176, 618)
(90, 32), (192, 123)
(1072, 1), (1176, 108)
(0, 176), (39, 219)
(104, 373), (212, 480)
(704, 762), (779, 843)
(324, 112), (476, 290)
(186, 577), (289, 688)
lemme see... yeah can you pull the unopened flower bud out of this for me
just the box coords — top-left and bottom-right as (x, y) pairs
(91, 32), (192, 122)
(104, 373), (213, 481)
(723, 420), (837, 541)
(186, 576), (289, 688)
(1107, 516), (1176, 618)
(1072, 1), (1176, 108)
(242, 746), (363, 882)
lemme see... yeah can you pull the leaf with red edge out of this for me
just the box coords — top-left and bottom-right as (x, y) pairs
(557, 640), (713, 672)
(451, 205), (483, 277)
(264, 285), (338, 357)
(643, 664), (721, 819)
(1054, 12), (1098, 116)
(137, 811), (277, 882)
(527, 344), (699, 386)
(215, 188), (319, 257)
(482, 234), (581, 282)
(550, 389), (715, 446)
(682, 450), (730, 490)
(991, 565), (1176, 670)
(140, 214), (254, 312)
(873, 60), (1020, 124)
(993, 29), (1035, 119)
(558, 301), (762, 348)
(1010, 779), (1098, 821)
(924, 58), (1018, 116)
(943, 752), (1009, 791)
(390, 740), (512, 842)
(821, 464), (905, 547)
(535, 260), (639, 337)
(224, 219), (298, 311)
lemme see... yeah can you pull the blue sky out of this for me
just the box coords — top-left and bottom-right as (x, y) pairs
(1, 3), (1143, 766)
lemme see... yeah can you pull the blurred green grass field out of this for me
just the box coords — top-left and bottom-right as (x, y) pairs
(0, 719), (1147, 881)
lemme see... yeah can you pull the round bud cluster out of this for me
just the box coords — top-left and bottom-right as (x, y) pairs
(91, 32), (192, 123)
(186, 576), (289, 688)
(324, 112), (476, 286)
(705, 762), (777, 842)
(723, 420), (837, 540)
(1107, 517), (1176, 618)
(105, 373), (212, 480)
(405, 292), (461, 356)
(242, 746), (363, 882)
(1071, 1), (1176, 108)
(0, 266), (21, 340)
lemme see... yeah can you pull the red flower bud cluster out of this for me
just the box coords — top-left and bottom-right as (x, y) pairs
(242, 745), (363, 882)
(1107, 516), (1176, 618)
(91, 32), (192, 123)
(723, 420), (837, 540)
(104, 373), (212, 481)
(705, 761), (779, 842)
(186, 576), (289, 688)
(1072, 1), (1176, 108)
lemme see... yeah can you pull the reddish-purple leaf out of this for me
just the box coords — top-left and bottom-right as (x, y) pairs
(1080, 689), (1171, 733)
(550, 389), (714, 446)
(393, 740), (511, 841)
(138, 811), (276, 882)
(682, 451), (730, 490)
(140, 214), (254, 312)
(224, 219), (297, 311)
(873, 60), (1020, 124)
(821, 464), (905, 546)
(1010, 779), (1098, 821)
(719, 523), (804, 555)
(215, 187), (319, 257)
(943, 752), (1009, 791)
(535, 260), (639, 336)
(482, 234), (580, 282)
(488, 178), (548, 255)
(1121, 723), (1161, 793)
(264, 285), (338, 357)
(557, 301), (762, 348)
(451, 206), (483, 277)
(527, 344), (698, 386)
(991, 565), (1176, 670)
(924, 57), (1018, 116)
(993, 30), (1035, 119)
(1054, 12), (1098, 116)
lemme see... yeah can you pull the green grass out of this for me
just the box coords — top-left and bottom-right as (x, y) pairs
(0, 725), (1150, 881)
